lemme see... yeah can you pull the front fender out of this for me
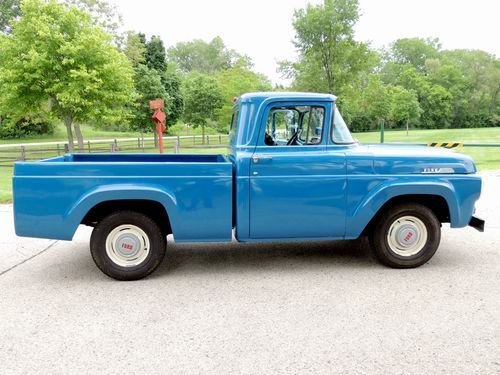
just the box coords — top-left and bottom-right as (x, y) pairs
(346, 179), (460, 239)
(64, 183), (179, 239)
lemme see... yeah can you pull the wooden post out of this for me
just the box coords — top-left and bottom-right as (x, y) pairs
(57, 144), (61, 156)
(87, 141), (91, 153)
(20, 146), (26, 161)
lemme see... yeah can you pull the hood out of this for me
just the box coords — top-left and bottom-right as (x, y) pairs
(348, 144), (476, 174)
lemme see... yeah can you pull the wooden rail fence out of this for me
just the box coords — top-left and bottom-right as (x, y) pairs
(0, 134), (229, 167)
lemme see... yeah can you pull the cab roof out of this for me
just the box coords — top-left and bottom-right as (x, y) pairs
(238, 92), (337, 104)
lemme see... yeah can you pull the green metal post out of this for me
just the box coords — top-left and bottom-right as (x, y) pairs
(380, 119), (385, 143)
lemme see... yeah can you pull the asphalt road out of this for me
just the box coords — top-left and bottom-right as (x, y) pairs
(1, 172), (499, 374)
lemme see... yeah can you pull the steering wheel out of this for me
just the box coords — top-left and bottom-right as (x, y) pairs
(286, 130), (301, 146)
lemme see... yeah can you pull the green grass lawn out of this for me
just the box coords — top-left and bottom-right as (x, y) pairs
(0, 167), (13, 203)
(353, 127), (500, 170)
(0, 124), (149, 145)
(0, 122), (222, 145)
(0, 127), (499, 204)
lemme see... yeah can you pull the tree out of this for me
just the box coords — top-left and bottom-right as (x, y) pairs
(389, 86), (422, 134)
(168, 36), (250, 74)
(128, 64), (167, 132)
(388, 38), (440, 72)
(183, 72), (224, 142)
(280, 0), (375, 94)
(161, 68), (184, 126)
(0, 0), (21, 34)
(0, 0), (133, 151)
(123, 31), (146, 67)
(65, 0), (123, 44)
(361, 76), (392, 123)
(145, 35), (167, 72)
(142, 35), (183, 126)
(216, 60), (272, 130)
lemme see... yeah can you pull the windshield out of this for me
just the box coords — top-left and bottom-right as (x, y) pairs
(332, 107), (355, 144)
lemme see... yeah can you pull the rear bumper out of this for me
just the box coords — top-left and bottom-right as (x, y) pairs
(469, 216), (485, 232)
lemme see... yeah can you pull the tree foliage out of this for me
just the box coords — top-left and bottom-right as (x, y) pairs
(168, 36), (251, 74)
(0, 0), (21, 34)
(283, 0), (499, 131)
(281, 0), (375, 94)
(145, 35), (167, 72)
(216, 60), (272, 130)
(128, 64), (167, 132)
(183, 72), (224, 140)
(0, 0), (134, 150)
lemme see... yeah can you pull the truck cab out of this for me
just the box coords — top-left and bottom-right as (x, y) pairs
(13, 92), (484, 280)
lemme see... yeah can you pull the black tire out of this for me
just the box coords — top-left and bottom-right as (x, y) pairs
(369, 203), (441, 268)
(90, 211), (166, 280)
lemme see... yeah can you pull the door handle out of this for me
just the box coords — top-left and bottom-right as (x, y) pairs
(252, 156), (273, 164)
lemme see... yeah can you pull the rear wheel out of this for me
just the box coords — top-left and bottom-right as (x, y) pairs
(90, 211), (166, 280)
(369, 203), (441, 268)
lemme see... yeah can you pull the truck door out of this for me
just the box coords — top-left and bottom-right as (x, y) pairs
(249, 102), (346, 239)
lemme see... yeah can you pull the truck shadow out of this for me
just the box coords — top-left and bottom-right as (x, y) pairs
(154, 237), (375, 277)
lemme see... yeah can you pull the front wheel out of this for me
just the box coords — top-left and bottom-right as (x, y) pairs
(369, 203), (441, 268)
(90, 211), (166, 280)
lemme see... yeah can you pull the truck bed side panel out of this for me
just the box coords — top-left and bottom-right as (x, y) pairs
(13, 159), (233, 242)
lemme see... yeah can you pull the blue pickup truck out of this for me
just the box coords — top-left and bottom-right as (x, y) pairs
(13, 92), (484, 280)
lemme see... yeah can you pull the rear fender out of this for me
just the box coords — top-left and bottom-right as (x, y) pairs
(65, 184), (178, 239)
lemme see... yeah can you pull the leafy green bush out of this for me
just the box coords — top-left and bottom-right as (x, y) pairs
(0, 116), (55, 139)
(167, 121), (223, 136)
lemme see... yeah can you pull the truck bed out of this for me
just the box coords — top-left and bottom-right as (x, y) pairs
(13, 153), (233, 242)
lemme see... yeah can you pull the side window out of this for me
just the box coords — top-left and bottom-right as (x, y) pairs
(229, 110), (239, 138)
(264, 105), (324, 146)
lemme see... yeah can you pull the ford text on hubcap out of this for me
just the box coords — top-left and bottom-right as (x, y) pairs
(387, 216), (428, 257)
(105, 224), (150, 267)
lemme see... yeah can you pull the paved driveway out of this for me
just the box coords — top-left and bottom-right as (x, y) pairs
(0, 172), (499, 374)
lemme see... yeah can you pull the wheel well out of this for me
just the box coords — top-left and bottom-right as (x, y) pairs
(81, 200), (172, 235)
(362, 194), (450, 236)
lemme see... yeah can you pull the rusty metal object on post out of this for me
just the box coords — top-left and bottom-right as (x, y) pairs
(150, 98), (167, 154)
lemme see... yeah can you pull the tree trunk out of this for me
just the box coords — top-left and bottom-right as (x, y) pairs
(51, 97), (75, 152)
(64, 117), (75, 153)
(73, 123), (84, 151)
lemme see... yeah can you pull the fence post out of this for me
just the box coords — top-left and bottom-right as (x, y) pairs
(380, 119), (385, 143)
(193, 135), (196, 145)
(219, 135), (222, 144)
(174, 138), (179, 154)
(57, 144), (61, 156)
(207, 135), (210, 145)
(64, 144), (69, 153)
(20, 146), (26, 161)
(114, 139), (118, 151)
(87, 141), (91, 153)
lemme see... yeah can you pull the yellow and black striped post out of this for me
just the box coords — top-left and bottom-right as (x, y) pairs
(427, 142), (463, 149)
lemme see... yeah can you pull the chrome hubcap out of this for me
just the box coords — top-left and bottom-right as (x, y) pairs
(105, 225), (150, 267)
(387, 216), (427, 256)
